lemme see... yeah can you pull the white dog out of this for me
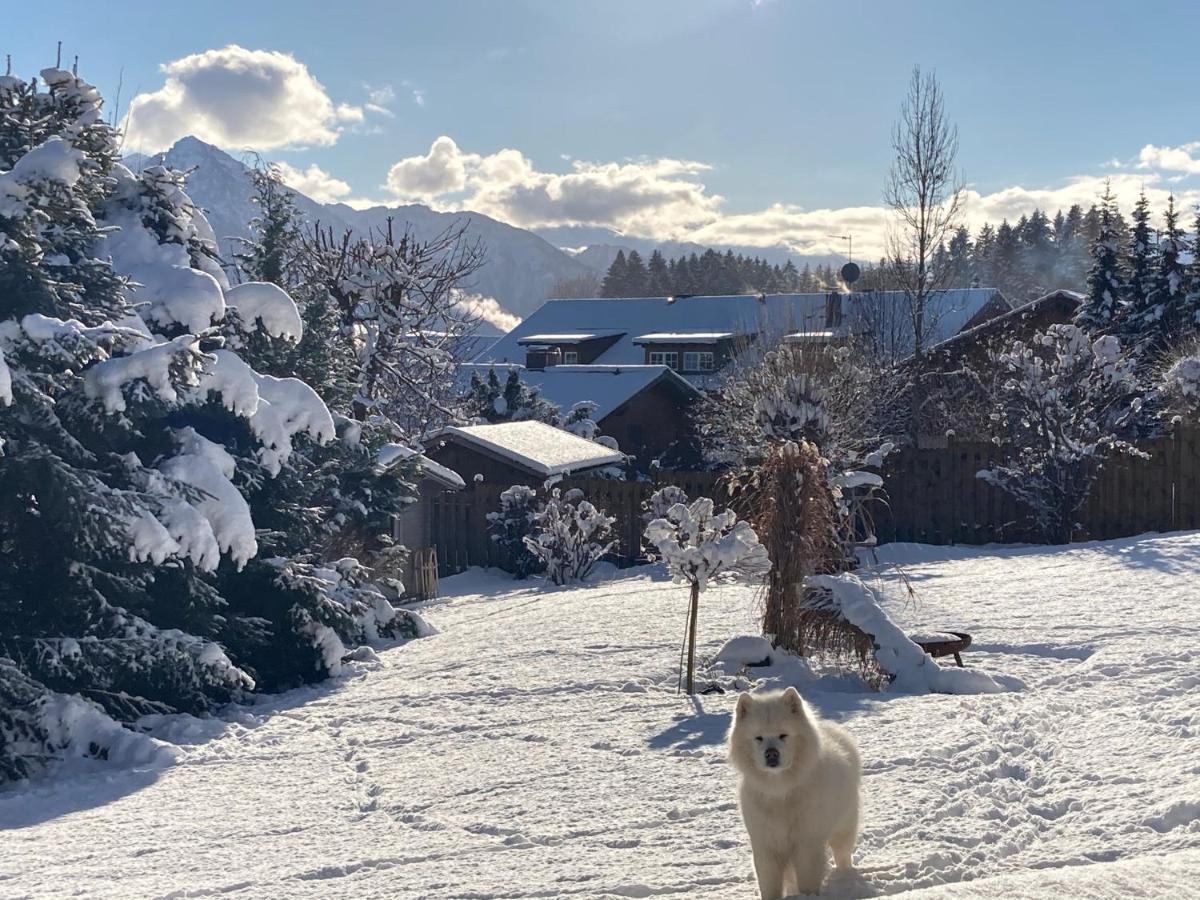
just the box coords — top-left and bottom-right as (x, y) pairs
(728, 687), (861, 898)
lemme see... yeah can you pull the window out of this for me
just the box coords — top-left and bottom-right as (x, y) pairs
(648, 351), (679, 369)
(562, 350), (579, 364)
(683, 351), (714, 372)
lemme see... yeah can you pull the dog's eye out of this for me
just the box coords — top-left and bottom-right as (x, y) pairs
(754, 736), (764, 742)
(778, 734), (787, 740)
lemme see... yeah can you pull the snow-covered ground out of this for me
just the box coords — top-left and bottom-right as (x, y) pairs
(4, 533), (1200, 898)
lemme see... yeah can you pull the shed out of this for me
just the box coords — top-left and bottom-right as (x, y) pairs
(380, 444), (465, 599)
(424, 420), (626, 488)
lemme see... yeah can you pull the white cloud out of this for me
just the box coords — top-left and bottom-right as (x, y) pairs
(455, 292), (522, 332)
(373, 134), (1200, 260)
(385, 136), (472, 198)
(123, 45), (366, 152)
(273, 162), (352, 203)
(1136, 142), (1200, 175)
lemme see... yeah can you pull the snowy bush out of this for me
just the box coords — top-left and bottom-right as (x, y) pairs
(981, 324), (1147, 542)
(644, 498), (771, 693)
(643, 485), (689, 524)
(523, 488), (617, 585)
(487, 485), (545, 579)
(562, 400), (600, 440)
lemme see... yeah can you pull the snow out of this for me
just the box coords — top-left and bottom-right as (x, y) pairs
(0, 346), (11, 406)
(432, 420), (625, 477)
(157, 428), (258, 570)
(195, 350), (335, 475)
(378, 443), (466, 489)
(461, 363), (701, 422)
(4, 531), (1200, 897)
(226, 281), (304, 341)
(517, 332), (621, 344)
(634, 331), (738, 343)
(0, 137), (86, 217)
(83, 334), (201, 412)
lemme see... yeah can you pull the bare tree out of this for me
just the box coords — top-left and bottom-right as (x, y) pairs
(884, 66), (965, 436)
(297, 220), (485, 440)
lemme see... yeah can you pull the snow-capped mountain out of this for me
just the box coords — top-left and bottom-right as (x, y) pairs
(126, 137), (597, 320)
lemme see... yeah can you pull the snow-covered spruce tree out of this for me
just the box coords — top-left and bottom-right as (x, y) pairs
(486, 485), (545, 578)
(0, 69), (421, 782)
(1076, 183), (1125, 336)
(463, 366), (561, 426)
(524, 488), (616, 585)
(1122, 189), (1157, 332)
(1140, 195), (1194, 356)
(233, 158), (300, 289)
(297, 220), (484, 443)
(644, 498), (771, 694)
(981, 324), (1147, 542)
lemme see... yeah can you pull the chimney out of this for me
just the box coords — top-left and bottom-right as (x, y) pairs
(825, 292), (843, 328)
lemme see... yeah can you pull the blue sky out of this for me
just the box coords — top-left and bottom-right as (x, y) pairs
(8, 0), (1200, 256)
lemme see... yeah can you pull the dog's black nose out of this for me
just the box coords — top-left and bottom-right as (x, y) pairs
(764, 747), (780, 768)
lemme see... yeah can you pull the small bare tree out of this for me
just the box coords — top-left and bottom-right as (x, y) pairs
(884, 66), (965, 436)
(297, 220), (485, 440)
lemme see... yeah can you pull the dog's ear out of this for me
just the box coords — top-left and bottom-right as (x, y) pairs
(736, 692), (753, 720)
(783, 686), (804, 716)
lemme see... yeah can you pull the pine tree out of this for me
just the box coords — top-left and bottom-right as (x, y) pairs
(0, 67), (422, 783)
(1123, 189), (1156, 332)
(1141, 194), (1189, 353)
(646, 249), (671, 296)
(601, 250), (628, 297)
(1077, 183), (1125, 335)
(624, 250), (648, 296)
(234, 160), (299, 288)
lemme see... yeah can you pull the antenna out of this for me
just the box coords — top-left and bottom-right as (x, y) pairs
(56, 41), (62, 68)
(72, 55), (78, 76)
(5, 55), (10, 76)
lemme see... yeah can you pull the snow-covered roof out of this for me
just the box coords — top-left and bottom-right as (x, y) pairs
(783, 330), (838, 342)
(476, 290), (1007, 369)
(518, 331), (623, 345)
(460, 363), (700, 421)
(923, 289), (1082, 357)
(633, 332), (737, 344)
(378, 444), (466, 490)
(431, 421), (625, 477)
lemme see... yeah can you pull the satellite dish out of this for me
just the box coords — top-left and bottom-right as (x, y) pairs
(840, 262), (861, 286)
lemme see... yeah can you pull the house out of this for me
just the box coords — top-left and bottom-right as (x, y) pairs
(461, 362), (701, 467)
(424, 420), (626, 488)
(380, 444), (466, 599)
(919, 290), (1083, 372)
(476, 290), (1011, 387)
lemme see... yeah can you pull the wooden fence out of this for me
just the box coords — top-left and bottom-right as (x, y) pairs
(427, 426), (1200, 576)
(873, 425), (1200, 545)
(427, 471), (720, 576)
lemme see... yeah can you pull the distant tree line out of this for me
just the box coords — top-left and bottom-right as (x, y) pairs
(597, 248), (843, 298)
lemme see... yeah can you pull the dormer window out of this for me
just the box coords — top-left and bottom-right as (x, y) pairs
(683, 351), (714, 372)
(563, 350), (579, 364)
(648, 351), (679, 369)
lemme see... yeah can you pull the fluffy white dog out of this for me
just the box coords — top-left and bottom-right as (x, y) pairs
(728, 687), (861, 898)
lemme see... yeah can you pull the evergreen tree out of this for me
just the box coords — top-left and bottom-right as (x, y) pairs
(234, 160), (299, 288)
(1077, 183), (1125, 335)
(646, 249), (671, 296)
(1123, 189), (1156, 330)
(600, 250), (628, 297)
(624, 250), (648, 296)
(1144, 194), (1189, 353)
(0, 67), (422, 783)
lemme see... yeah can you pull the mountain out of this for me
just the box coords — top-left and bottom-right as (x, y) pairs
(535, 224), (844, 272)
(126, 137), (596, 320)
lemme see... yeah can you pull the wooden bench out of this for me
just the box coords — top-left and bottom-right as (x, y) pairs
(912, 631), (972, 667)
